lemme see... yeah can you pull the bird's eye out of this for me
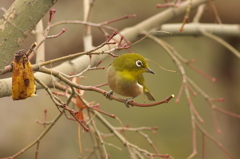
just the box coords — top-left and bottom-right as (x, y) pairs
(136, 60), (143, 67)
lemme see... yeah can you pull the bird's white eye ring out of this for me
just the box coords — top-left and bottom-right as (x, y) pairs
(136, 60), (143, 67)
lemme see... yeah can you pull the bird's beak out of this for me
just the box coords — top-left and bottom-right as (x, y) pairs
(145, 68), (155, 75)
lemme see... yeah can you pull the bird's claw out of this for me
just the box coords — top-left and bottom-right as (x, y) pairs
(105, 90), (113, 100)
(124, 98), (134, 108)
(105, 91), (134, 107)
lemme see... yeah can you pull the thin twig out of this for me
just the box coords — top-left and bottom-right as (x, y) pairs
(145, 33), (204, 122)
(94, 111), (170, 158)
(193, 4), (206, 23)
(36, 37), (117, 68)
(35, 77), (89, 131)
(1, 113), (63, 159)
(90, 111), (109, 159)
(187, 108), (197, 159)
(208, 0), (222, 24)
(195, 122), (234, 159)
(201, 29), (240, 59)
(35, 141), (40, 159)
(180, 0), (193, 32)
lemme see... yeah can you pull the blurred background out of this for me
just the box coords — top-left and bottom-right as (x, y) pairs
(0, 0), (240, 158)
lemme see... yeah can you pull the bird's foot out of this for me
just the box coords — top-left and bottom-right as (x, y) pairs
(105, 90), (113, 100)
(124, 98), (134, 108)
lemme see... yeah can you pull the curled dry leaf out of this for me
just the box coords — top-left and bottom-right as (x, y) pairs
(75, 77), (87, 121)
(12, 50), (36, 100)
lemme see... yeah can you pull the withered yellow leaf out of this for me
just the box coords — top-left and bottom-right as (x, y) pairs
(12, 50), (36, 100)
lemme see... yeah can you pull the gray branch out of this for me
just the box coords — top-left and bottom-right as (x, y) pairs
(160, 23), (240, 37)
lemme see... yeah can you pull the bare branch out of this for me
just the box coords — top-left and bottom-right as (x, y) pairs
(160, 23), (240, 38)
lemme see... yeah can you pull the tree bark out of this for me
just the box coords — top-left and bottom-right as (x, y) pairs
(0, 0), (58, 72)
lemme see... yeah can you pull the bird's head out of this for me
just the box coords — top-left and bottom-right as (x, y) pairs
(112, 53), (155, 76)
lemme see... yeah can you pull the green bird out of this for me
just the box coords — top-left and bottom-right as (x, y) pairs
(107, 53), (155, 105)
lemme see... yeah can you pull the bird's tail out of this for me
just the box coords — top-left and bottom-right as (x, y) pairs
(144, 89), (155, 101)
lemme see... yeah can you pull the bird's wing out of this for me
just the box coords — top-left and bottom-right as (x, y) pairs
(138, 74), (155, 101)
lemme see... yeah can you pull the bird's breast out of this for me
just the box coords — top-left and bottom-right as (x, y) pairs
(107, 67), (143, 98)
